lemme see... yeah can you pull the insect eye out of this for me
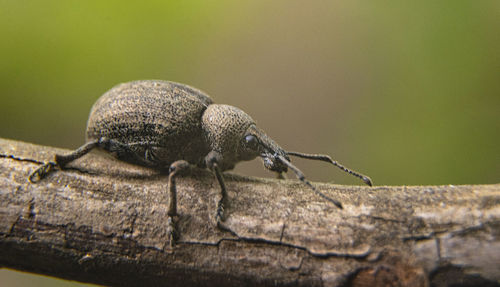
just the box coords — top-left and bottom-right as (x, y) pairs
(244, 134), (259, 151)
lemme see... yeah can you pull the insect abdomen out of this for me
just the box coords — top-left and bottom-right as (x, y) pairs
(86, 80), (213, 168)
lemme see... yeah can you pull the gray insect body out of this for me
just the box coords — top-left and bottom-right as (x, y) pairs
(86, 81), (214, 168)
(30, 80), (372, 247)
(86, 81), (285, 173)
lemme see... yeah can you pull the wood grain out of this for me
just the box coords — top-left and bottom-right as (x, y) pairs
(0, 138), (498, 286)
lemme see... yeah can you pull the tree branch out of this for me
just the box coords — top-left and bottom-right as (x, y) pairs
(0, 138), (499, 287)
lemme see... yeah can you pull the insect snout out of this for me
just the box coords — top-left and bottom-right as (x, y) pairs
(262, 152), (289, 173)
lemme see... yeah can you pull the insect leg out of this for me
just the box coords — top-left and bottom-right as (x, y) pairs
(29, 137), (132, 182)
(212, 164), (227, 226)
(166, 160), (190, 248)
(29, 139), (102, 182)
(204, 151), (228, 226)
(54, 140), (101, 167)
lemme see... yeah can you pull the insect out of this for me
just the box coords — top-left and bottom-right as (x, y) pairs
(29, 80), (372, 245)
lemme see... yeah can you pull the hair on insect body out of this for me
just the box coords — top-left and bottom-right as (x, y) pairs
(29, 80), (372, 246)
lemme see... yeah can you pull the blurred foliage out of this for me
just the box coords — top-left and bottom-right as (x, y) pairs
(0, 0), (499, 285)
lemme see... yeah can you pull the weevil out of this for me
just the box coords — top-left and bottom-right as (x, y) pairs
(29, 80), (372, 245)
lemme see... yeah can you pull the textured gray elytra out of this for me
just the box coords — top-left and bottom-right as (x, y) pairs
(29, 80), (372, 246)
(86, 81), (214, 168)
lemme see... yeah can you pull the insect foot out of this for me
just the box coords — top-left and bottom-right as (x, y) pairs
(203, 151), (228, 227)
(28, 162), (58, 183)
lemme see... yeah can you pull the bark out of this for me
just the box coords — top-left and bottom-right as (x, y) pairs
(0, 138), (499, 287)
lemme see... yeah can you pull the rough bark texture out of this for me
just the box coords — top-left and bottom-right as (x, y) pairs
(0, 138), (499, 287)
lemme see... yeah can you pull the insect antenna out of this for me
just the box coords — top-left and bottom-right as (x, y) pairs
(276, 154), (343, 209)
(286, 151), (373, 186)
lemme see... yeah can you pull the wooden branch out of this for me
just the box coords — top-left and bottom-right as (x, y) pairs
(0, 138), (499, 287)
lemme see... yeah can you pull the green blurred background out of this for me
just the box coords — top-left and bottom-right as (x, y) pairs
(1, 0), (499, 285)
